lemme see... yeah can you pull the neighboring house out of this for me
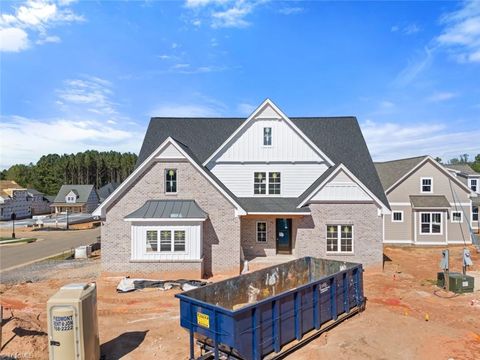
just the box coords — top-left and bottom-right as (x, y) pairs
(375, 156), (478, 245)
(94, 99), (390, 276)
(97, 182), (119, 203)
(27, 188), (52, 215)
(0, 180), (30, 220)
(445, 164), (480, 230)
(51, 185), (100, 214)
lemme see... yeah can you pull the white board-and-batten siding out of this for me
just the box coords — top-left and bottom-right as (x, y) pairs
(311, 170), (372, 202)
(130, 221), (202, 261)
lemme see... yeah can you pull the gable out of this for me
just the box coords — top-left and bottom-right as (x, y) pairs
(206, 100), (332, 165)
(156, 143), (185, 160)
(310, 169), (372, 202)
(388, 159), (472, 203)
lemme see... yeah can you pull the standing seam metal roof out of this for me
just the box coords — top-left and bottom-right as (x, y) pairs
(125, 200), (208, 219)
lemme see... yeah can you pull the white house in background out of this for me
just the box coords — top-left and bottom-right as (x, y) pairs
(375, 156), (478, 245)
(94, 99), (390, 277)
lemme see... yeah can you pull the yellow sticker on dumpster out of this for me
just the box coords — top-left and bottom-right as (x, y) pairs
(197, 312), (210, 328)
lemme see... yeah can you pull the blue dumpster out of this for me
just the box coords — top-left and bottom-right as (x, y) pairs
(176, 257), (364, 360)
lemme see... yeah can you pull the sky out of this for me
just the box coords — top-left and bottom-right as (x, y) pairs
(1, 0), (479, 169)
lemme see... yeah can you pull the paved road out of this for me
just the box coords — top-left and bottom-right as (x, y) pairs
(0, 227), (100, 272)
(0, 212), (94, 228)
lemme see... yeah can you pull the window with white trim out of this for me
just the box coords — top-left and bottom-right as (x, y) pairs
(253, 172), (281, 195)
(326, 225), (353, 253)
(469, 178), (478, 192)
(421, 178), (432, 193)
(146, 230), (158, 252)
(256, 222), (267, 242)
(473, 206), (478, 222)
(165, 169), (177, 193)
(420, 212), (442, 234)
(263, 127), (272, 146)
(392, 211), (403, 222)
(451, 211), (462, 223)
(254, 172), (266, 194)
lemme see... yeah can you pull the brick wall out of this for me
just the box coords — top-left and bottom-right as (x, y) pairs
(295, 203), (383, 267)
(240, 217), (277, 258)
(102, 160), (241, 276)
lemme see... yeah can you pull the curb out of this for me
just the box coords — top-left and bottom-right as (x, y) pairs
(0, 249), (73, 273)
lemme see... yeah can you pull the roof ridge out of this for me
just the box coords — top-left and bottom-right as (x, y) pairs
(374, 155), (428, 164)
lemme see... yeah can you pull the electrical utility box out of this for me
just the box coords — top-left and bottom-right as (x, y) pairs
(437, 272), (474, 294)
(47, 283), (100, 360)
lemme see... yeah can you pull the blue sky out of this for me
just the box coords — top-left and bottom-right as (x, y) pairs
(1, 0), (479, 169)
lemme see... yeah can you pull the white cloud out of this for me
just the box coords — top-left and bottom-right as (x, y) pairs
(361, 120), (480, 161)
(212, 1), (255, 28)
(426, 91), (458, 102)
(237, 102), (256, 115)
(379, 100), (395, 109)
(0, 27), (29, 52)
(0, 116), (142, 168)
(436, 0), (480, 63)
(151, 104), (222, 117)
(391, 23), (420, 35)
(393, 46), (434, 86)
(0, 0), (84, 52)
(185, 0), (229, 8)
(278, 7), (303, 15)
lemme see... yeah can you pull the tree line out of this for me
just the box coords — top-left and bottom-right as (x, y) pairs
(0, 150), (138, 195)
(435, 153), (480, 172)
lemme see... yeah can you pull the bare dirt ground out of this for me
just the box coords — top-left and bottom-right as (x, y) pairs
(1, 246), (479, 360)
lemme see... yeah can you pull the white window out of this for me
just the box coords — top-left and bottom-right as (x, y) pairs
(254, 172), (266, 194)
(254, 172), (281, 195)
(148, 229), (186, 253)
(256, 221), (267, 242)
(165, 169), (177, 193)
(146, 230), (158, 252)
(392, 211), (403, 222)
(326, 225), (353, 253)
(451, 211), (462, 223)
(420, 212), (442, 234)
(473, 206), (479, 222)
(469, 179), (478, 192)
(263, 127), (272, 146)
(421, 177), (433, 193)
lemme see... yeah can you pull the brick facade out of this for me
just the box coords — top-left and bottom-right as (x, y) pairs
(102, 160), (241, 276)
(240, 216), (277, 258)
(295, 203), (383, 266)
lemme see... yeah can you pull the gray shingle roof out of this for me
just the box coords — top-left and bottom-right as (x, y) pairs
(137, 116), (389, 210)
(27, 188), (44, 196)
(446, 164), (480, 176)
(125, 200), (207, 219)
(409, 195), (450, 208)
(98, 182), (119, 202)
(53, 185), (96, 204)
(237, 198), (310, 213)
(374, 156), (428, 191)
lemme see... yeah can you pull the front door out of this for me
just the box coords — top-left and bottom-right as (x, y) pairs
(276, 218), (292, 254)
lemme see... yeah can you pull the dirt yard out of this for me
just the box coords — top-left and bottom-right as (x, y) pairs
(1, 246), (479, 359)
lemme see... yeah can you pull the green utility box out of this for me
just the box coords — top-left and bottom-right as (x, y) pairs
(437, 272), (474, 293)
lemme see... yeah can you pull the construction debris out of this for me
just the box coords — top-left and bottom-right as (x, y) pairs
(116, 277), (207, 293)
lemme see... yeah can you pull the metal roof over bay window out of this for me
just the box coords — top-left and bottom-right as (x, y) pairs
(124, 200), (208, 221)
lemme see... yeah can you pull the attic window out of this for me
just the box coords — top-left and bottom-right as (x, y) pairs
(263, 127), (272, 146)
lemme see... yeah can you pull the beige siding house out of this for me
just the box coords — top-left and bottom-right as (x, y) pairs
(95, 99), (390, 276)
(375, 156), (478, 245)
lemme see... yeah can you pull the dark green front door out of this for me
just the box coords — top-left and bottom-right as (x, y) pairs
(276, 218), (292, 254)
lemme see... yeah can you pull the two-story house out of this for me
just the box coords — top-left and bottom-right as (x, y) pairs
(445, 164), (480, 231)
(51, 185), (100, 214)
(0, 180), (31, 220)
(375, 156), (478, 245)
(94, 100), (390, 276)
(27, 188), (52, 215)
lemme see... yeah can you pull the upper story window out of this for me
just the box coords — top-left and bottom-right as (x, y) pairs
(254, 172), (281, 195)
(469, 178), (478, 192)
(263, 127), (272, 146)
(421, 177), (433, 193)
(392, 211), (403, 222)
(451, 211), (463, 223)
(165, 169), (177, 193)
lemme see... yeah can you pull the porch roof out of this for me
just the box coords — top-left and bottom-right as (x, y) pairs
(237, 197), (311, 215)
(125, 200), (208, 220)
(409, 195), (450, 209)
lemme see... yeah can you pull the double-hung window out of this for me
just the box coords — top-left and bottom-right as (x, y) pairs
(263, 127), (272, 146)
(146, 229), (186, 253)
(451, 211), (462, 223)
(165, 169), (177, 193)
(420, 212), (442, 234)
(473, 206), (479, 222)
(268, 172), (281, 194)
(326, 225), (353, 253)
(421, 178), (433, 193)
(256, 222), (267, 242)
(470, 179), (478, 192)
(254, 172), (267, 194)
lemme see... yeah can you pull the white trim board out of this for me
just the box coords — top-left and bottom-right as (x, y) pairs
(245, 212), (311, 216)
(124, 218), (207, 222)
(93, 137), (246, 218)
(297, 163), (390, 213)
(202, 99), (335, 167)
